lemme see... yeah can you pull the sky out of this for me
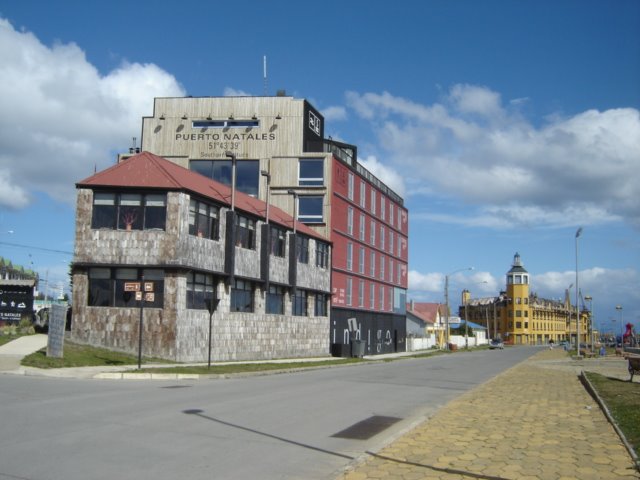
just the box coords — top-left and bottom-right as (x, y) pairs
(0, 0), (638, 333)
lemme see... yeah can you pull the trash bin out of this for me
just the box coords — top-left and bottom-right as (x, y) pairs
(448, 343), (458, 351)
(351, 340), (366, 358)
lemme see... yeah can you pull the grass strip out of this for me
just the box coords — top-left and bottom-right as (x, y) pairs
(21, 341), (170, 369)
(132, 358), (362, 375)
(584, 371), (640, 457)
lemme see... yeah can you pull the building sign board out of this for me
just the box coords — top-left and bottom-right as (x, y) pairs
(0, 284), (34, 323)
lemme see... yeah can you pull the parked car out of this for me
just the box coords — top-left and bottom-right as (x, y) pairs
(489, 339), (504, 350)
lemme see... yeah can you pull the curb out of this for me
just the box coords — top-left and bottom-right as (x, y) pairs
(580, 370), (640, 472)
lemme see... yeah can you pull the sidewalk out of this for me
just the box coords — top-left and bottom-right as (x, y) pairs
(0, 334), (48, 372)
(338, 348), (639, 480)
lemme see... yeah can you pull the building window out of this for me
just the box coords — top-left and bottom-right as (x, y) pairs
(190, 159), (259, 197)
(315, 241), (329, 268)
(189, 199), (219, 239)
(380, 197), (386, 221)
(296, 235), (309, 264)
(380, 225), (385, 250)
(359, 214), (365, 241)
(348, 172), (354, 201)
(298, 158), (324, 186)
(270, 226), (286, 257)
(389, 203), (394, 226)
(231, 279), (253, 312)
(359, 247), (365, 274)
(346, 278), (353, 306)
(370, 251), (376, 277)
(516, 310), (522, 317)
(370, 283), (375, 309)
(347, 207), (354, 236)
(292, 289), (308, 316)
(298, 196), (324, 223)
(360, 181), (366, 208)
(370, 220), (376, 246)
(380, 255), (385, 280)
(315, 293), (327, 317)
(379, 285), (384, 310)
(389, 259), (394, 282)
(236, 215), (256, 249)
(359, 280), (365, 307)
(186, 272), (216, 310)
(371, 190), (376, 215)
(346, 243), (353, 271)
(88, 268), (164, 308)
(389, 231), (394, 254)
(92, 192), (167, 231)
(266, 285), (284, 314)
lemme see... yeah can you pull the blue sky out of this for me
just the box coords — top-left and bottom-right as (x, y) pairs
(0, 0), (638, 333)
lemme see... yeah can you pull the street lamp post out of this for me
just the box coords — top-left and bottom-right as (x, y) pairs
(584, 295), (593, 352)
(225, 151), (237, 212)
(444, 267), (473, 350)
(575, 227), (582, 356)
(616, 305), (623, 347)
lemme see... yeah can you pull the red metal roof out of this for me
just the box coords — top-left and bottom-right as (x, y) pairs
(405, 302), (445, 324)
(77, 151), (327, 241)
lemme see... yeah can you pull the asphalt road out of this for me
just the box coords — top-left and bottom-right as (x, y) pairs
(0, 346), (539, 480)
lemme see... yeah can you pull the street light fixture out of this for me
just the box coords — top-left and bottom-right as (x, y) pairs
(444, 267), (474, 350)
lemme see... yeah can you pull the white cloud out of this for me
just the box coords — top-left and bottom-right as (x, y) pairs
(0, 18), (185, 208)
(223, 87), (251, 97)
(346, 87), (640, 230)
(358, 154), (405, 198)
(321, 105), (347, 122)
(409, 269), (498, 296)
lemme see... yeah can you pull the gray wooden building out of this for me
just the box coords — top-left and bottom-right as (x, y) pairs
(71, 152), (331, 362)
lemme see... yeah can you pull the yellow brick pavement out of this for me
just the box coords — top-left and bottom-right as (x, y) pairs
(338, 349), (639, 480)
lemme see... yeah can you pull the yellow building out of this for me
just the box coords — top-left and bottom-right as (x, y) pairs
(461, 253), (588, 346)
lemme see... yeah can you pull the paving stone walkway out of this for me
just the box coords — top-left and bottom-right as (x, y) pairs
(338, 349), (639, 480)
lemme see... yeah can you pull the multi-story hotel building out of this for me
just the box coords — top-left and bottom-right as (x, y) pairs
(461, 253), (588, 345)
(138, 95), (409, 355)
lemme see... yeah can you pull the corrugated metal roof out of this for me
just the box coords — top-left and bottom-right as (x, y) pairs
(406, 302), (445, 324)
(76, 151), (327, 241)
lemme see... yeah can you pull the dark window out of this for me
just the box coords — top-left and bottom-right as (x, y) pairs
(231, 279), (253, 312)
(266, 285), (284, 314)
(192, 120), (259, 128)
(270, 226), (285, 257)
(299, 159), (324, 186)
(292, 289), (307, 316)
(91, 192), (167, 231)
(296, 236), (309, 264)
(298, 196), (323, 223)
(88, 268), (112, 306)
(92, 193), (116, 229)
(189, 199), (219, 239)
(190, 159), (259, 197)
(315, 241), (329, 268)
(314, 293), (327, 317)
(236, 215), (256, 249)
(88, 268), (164, 308)
(186, 272), (216, 310)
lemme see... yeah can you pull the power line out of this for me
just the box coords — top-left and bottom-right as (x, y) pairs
(0, 241), (73, 256)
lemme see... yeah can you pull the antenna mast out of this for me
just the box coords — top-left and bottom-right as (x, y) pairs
(263, 55), (268, 96)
